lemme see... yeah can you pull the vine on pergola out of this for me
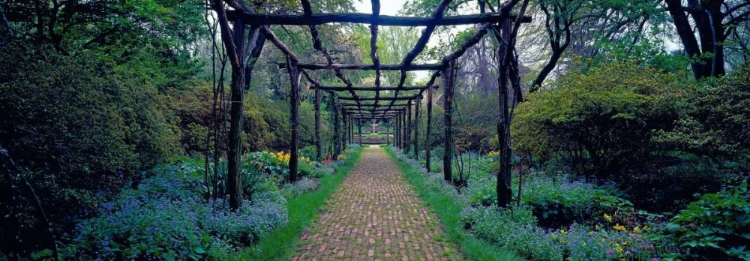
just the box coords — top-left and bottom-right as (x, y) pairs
(212, 0), (531, 210)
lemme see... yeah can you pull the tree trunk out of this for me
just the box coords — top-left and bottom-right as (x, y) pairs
(496, 20), (513, 208)
(227, 19), (246, 211)
(333, 95), (341, 159)
(426, 84), (433, 172)
(406, 100), (412, 155)
(358, 119), (362, 145)
(443, 62), (455, 182)
(287, 60), (301, 182)
(314, 84), (322, 161)
(414, 95), (420, 161)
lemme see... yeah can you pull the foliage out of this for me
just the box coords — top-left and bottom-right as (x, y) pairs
(655, 63), (750, 168)
(512, 62), (686, 179)
(521, 174), (634, 228)
(657, 181), (750, 260)
(461, 206), (564, 261)
(65, 158), (288, 260)
(235, 146), (364, 260)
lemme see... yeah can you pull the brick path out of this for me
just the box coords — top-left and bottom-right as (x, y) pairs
(293, 146), (462, 261)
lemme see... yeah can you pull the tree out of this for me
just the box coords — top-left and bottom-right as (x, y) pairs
(664, 0), (750, 79)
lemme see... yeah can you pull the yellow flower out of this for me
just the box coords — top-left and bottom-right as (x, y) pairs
(633, 226), (641, 234)
(613, 223), (626, 232)
(595, 224), (601, 230)
(643, 225), (649, 232)
(604, 213), (613, 223)
(615, 244), (623, 254)
(560, 229), (567, 235)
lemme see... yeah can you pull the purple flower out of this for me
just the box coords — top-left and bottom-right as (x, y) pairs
(606, 249), (614, 255)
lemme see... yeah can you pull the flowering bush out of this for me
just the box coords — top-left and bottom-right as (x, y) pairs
(461, 206), (564, 260)
(521, 174), (633, 228)
(65, 160), (289, 260)
(248, 151), (315, 179)
(281, 177), (320, 198)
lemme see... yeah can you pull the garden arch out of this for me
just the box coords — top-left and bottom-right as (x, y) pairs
(211, 0), (531, 210)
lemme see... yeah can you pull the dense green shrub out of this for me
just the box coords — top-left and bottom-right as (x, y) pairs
(521, 174), (634, 228)
(657, 181), (750, 260)
(512, 62), (685, 179)
(655, 63), (750, 169)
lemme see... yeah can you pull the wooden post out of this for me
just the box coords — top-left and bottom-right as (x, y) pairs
(288, 60), (301, 183)
(406, 100), (412, 155)
(497, 20), (513, 208)
(443, 60), (455, 182)
(426, 84), (433, 172)
(227, 19), (246, 210)
(342, 113), (348, 151)
(414, 95), (420, 161)
(395, 114), (399, 148)
(314, 84), (322, 161)
(358, 119), (363, 145)
(386, 119), (390, 145)
(349, 115), (353, 145)
(333, 95), (341, 159)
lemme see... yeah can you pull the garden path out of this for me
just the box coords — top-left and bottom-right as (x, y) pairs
(293, 146), (461, 261)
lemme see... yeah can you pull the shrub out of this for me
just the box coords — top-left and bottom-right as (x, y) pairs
(658, 181), (750, 260)
(521, 174), (634, 228)
(461, 206), (564, 261)
(655, 63), (750, 169)
(66, 160), (289, 260)
(512, 62), (685, 179)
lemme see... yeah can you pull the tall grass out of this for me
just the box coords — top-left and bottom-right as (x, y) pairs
(230, 147), (363, 261)
(384, 147), (524, 261)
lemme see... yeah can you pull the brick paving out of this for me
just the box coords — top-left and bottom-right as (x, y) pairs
(293, 146), (462, 261)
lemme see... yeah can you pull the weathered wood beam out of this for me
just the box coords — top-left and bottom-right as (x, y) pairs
(444, 23), (492, 61)
(443, 59), (455, 182)
(287, 57), (301, 182)
(425, 77), (433, 171)
(314, 83), (322, 161)
(296, 63), (444, 71)
(370, 0), (383, 110)
(414, 95), (420, 160)
(341, 103), (408, 107)
(314, 85), (432, 91)
(225, 11), (531, 26)
(343, 108), (405, 111)
(300, 0), (362, 112)
(338, 95), (418, 101)
(261, 26), (300, 63)
(406, 100), (412, 154)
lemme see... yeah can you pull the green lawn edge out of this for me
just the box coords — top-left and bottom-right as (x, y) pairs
(231, 147), (364, 261)
(383, 146), (525, 261)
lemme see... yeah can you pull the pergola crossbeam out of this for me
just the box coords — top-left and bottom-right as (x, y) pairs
(314, 85), (432, 91)
(225, 12), (531, 26)
(296, 63), (444, 70)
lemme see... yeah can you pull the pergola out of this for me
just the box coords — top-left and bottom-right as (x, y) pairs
(212, 0), (531, 210)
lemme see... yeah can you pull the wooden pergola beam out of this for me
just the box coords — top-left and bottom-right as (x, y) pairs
(338, 95), (418, 101)
(314, 85), (431, 91)
(341, 102), (408, 106)
(300, 0), (362, 112)
(344, 108), (405, 111)
(226, 12), (531, 26)
(296, 63), (444, 71)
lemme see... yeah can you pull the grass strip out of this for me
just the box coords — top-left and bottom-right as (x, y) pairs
(384, 147), (524, 261)
(231, 147), (363, 261)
